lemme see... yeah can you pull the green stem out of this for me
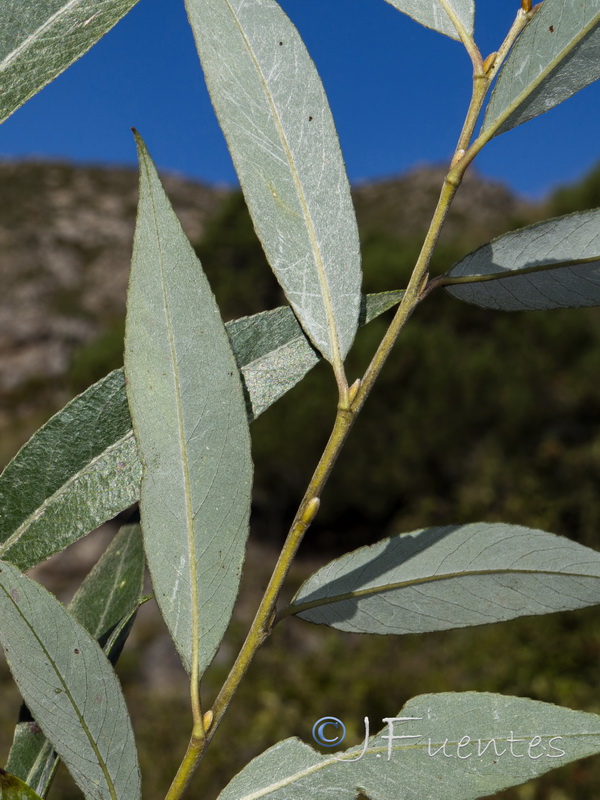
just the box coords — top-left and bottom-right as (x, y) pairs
(352, 80), (489, 415)
(485, 8), (531, 85)
(351, 7), (535, 389)
(164, 724), (206, 800)
(450, 8), (534, 173)
(438, 0), (482, 72)
(163, 407), (356, 799)
(163, 11), (531, 799)
(212, 407), (353, 714)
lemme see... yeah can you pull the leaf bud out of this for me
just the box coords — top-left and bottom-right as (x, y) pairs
(300, 497), (320, 527)
(450, 149), (466, 168)
(348, 378), (361, 405)
(483, 52), (498, 74)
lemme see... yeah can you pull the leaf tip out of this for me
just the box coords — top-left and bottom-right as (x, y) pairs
(131, 128), (147, 160)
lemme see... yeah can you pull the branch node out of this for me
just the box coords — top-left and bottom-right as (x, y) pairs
(450, 149), (466, 168)
(348, 378), (361, 406)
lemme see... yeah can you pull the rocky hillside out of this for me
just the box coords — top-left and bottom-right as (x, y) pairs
(0, 161), (226, 447)
(0, 158), (534, 461)
(352, 164), (532, 245)
(2, 163), (600, 800)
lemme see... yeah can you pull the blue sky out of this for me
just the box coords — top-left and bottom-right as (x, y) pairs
(1, 0), (598, 199)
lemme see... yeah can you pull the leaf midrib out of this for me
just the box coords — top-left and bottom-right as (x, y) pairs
(227, 728), (600, 800)
(140, 154), (200, 676)
(445, 255), (600, 287)
(437, 0), (472, 40)
(0, 0), (81, 71)
(0, 580), (118, 800)
(486, 12), (600, 132)
(82, 535), (136, 639)
(0, 431), (135, 560)
(290, 564), (600, 617)
(221, 0), (344, 367)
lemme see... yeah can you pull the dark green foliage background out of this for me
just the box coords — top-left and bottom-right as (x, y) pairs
(2, 164), (600, 799)
(193, 174), (600, 560)
(57, 165), (600, 562)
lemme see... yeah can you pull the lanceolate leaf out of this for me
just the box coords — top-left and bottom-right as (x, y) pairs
(0, 771), (43, 800)
(0, 0), (140, 124)
(0, 292), (400, 572)
(0, 561), (141, 800)
(6, 728), (57, 800)
(185, 0), (362, 367)
(5, 606), (142, 800)
(68, 523), (145, 644)
(483, 0), (600, 136)
(287, 523), (600, 634)
(216, 693), (600, 800)
(382, 0), (474, 41)
(125, 134), (253, 676)
(0, 370), (138, 571)
(6, 524), (145, 798)
(443, 209), (600, 311)
(6, 724), (60, 797)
